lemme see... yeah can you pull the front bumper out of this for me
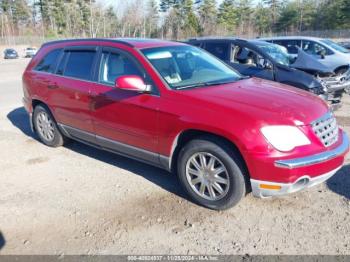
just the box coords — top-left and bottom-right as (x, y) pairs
(250, 131), (349, 198)
(251, 166), (341, 198)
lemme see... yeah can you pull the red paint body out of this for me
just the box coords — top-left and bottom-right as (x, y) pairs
(22, 39), (349, 184)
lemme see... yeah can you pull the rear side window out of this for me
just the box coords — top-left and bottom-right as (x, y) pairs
(63, 51), (96, 80)
(274, 40), (301, 54)
(204, 42), (230, 60)
(35, 49), (61, 73)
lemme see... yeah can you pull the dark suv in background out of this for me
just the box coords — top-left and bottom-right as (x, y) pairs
(187, 38), (345, 107)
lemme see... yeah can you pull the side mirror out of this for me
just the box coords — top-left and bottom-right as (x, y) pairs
(317, 50), (326, 59)
(264, 60), (273, 70)
(115, 75), (151, 93)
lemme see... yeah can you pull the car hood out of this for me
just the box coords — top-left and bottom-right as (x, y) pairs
(291, 49), (349, 73)
(176, 77), (329, 126)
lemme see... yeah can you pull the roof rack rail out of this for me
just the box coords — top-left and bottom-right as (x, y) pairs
(41, 38), (134, 48)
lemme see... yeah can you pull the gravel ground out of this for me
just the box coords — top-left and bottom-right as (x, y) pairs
(0, 58), (349, 255)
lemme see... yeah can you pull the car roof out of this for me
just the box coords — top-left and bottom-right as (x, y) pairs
(42, 38), (185, 49)
(188, 37), (247, 42)
(259, 36), (323, 41)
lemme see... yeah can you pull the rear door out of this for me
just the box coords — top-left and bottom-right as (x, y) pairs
(49, 46), (98, 141)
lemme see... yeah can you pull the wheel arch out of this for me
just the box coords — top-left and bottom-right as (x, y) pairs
(169, 129), (249, 177)
(31, 99), (55, 131)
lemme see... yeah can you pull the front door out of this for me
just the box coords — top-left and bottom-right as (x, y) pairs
(90, 47), (160, 163)
(230, 45), (275, 81)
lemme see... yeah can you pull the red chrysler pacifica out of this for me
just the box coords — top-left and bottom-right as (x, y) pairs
(22, 38), (349, 210)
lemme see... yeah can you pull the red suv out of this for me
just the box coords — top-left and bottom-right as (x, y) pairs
(22, 38), (349, 210)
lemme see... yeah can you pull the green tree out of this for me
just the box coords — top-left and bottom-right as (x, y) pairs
(276, 1), (299, 32)
(159, 0), (199, 39)
(217, 0), (238, 34)
(254, 2), (271, 35)
(263, 0), (281, 30)
(197, 0), (217, 35)
(235, 0), (253, 34)
(146, 0), (159, 37)
(52, 0), (66, 35)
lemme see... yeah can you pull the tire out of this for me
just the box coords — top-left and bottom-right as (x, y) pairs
(33, 104), (67, 147)
(177, 136), (247, 210)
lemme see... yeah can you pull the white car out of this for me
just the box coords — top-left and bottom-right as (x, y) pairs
(25, 47), (37, 58)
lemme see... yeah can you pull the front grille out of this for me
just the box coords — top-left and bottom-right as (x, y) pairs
(318, 69), (350, 91)
(311, 112), (339, 147)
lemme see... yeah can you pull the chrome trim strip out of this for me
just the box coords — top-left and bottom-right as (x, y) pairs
(275, 131), (349, 169)
(57, 123), (171, 171)
(310, 111), (333, 126)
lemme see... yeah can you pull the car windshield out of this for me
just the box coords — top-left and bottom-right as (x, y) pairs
(6, 49), (16, 54)
(254, 41), (290, 66)
(321, 39), (350, 54)
(142, 45), (242, 89)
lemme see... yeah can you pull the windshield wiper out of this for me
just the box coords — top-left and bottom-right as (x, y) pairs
(175, 76), (249, 90)
(204, 76), (249, 86)
(175, 83), (206, 90)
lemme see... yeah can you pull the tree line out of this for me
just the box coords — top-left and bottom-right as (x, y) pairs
(0, 0), (349, 42)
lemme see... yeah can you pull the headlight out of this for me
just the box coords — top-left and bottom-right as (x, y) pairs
(261, 126), (311, 152)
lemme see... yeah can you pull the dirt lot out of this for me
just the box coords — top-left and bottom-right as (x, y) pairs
(0, 58), (349, 255)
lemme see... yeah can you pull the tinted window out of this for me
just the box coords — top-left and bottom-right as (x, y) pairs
(35, 49), (61, 73)
(204, 42), (230, 60)
(274, 40), (301, 54)
(232, 45), (272, 68)
(99, 51), (142, 85)
(56, 52), (68, 75)
(64, 51), (96, 80)
(190, 42), (205, 48)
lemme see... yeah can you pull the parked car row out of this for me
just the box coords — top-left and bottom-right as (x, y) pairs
(338, 41), (350, 51)
(187, 36), (350, 107)
(22, 38), (349, 210)
(3, 47), (37, 59)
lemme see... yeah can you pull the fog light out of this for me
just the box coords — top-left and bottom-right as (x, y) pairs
(259, 184), (282, 190)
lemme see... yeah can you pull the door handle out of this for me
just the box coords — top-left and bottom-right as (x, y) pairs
(47, 84), (59, 89)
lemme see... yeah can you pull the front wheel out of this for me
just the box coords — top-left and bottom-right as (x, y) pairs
(177, 137), (247, 210)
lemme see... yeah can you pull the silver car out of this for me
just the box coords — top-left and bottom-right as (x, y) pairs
(261, 36), (350, 94)
(25, 47), (37, 58)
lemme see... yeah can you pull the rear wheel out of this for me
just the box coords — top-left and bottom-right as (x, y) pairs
(177, 137), (247, 210)
(33, 104), (67, 147)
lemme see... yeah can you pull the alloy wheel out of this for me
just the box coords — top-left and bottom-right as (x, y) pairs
(185, 152), (230, 201)
(36, 111), (55, 142)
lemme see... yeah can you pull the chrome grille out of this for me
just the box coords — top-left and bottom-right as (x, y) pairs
(311, 112), (339, 147)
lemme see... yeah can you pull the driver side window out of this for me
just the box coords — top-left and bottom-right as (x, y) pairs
(232, 46), (271, 69)
(99, 51), (143, 85)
